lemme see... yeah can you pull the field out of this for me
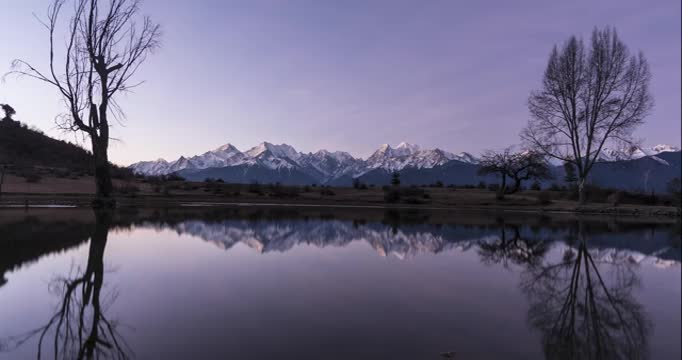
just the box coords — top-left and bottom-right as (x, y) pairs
(0, 174), (679, 218)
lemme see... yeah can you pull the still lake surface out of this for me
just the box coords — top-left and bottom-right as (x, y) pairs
(0, 207), (680, 359)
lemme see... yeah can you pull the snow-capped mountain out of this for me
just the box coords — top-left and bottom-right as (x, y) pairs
(129, 141), (479, 183)
(129, 141), (680, 189)
(598, 144), (680, 162)
(137, 219), (680, 264)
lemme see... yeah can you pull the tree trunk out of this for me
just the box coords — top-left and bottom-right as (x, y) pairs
(578, 177), (587, 204)
(507, 178), (522, 194)
(0, 165), (5, 198)
(92, 138), (113, 200)
(497, 175), (507, 200)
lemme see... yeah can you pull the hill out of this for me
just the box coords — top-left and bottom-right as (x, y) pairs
(0, 121), (92, 171)
(0, 121), (133, 184)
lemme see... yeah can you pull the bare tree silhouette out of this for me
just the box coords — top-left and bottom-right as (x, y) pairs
(9, 0), (160, 203)
(521, 224), (651, 359)
(1, 211), (130, 359)
(477, 148), (551, 200)
(477, 222), (549, 268)
(522, 27), (653, 204)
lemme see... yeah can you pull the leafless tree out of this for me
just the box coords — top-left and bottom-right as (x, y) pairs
(477, 223), (549, 268)
(0, 211), (130, 360)
(521, 223), (651, 359)
(522, 27), (653, 204)
(9, 0), (160, 202)
(478, 147), (551, 199)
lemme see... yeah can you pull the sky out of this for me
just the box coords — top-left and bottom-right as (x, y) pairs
(0, 0), (680, 166)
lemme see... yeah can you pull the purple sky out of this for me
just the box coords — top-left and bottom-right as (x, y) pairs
(1, 0), (680, 165)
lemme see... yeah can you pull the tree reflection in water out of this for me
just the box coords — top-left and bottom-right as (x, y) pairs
(477, 221), (549, 268)
(3, 211), (129, 360)
(520, 223), (651, 360)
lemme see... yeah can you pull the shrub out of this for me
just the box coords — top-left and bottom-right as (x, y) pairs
(268, 183), (299, 198)
(383, 186), (426, 204)
(477, 181), (486, 189)
(384, 188), (401, 203)
(530, 181), (541, 191)
(248, 181), (263, 194)
(25, 172), (42, 183)
(115, 183), (140, 197)
(536, 191), (552, 205)
(488, 183), (500, 192)
(607, 192), (622, 206)
(434, 180), (444, 188)
(668, 178), (681, 207)
(320, 188), (335, 196)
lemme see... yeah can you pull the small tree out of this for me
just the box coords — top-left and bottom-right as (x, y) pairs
(0, 164), (6, 197)
(522, 27), (653, 204)
(478, 147), (552, 199)
(0, 104), (16, 122)
(563, 161), (577, 186)
(391, 171), (401, 187)
(667, 177), (681, 207)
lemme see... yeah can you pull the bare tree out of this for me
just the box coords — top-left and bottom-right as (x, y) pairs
(9, 0), (160, 203)
(0, 211), (130, 359)
(521, 226), (651, 359)
(522, 27), (653, 204)
(478, 147), (551, 199)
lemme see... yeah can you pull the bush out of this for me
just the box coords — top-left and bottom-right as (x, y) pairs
(248, 181), (263, 194)
(320, 188), (335, 196)
(536, 191), (553, 205)
(530, 181), (541, 191)
(383, 186), (426, 204)
(115, 183), (140, 197)
(607, 192), (622, 206)
(488, 183), (500, 192)
(477, 181), (486, 189)
(384, 188), (401, 203)
(25, 173), (42, 183)
(268, 183), (299, 198)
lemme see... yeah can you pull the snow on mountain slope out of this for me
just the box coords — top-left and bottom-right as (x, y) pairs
(129, 141), (678, 185)
(130, 141), (477, 179)
(598, 144), (679, 162)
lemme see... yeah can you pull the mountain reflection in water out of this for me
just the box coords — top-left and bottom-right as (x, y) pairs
(0, 207), (679, 359)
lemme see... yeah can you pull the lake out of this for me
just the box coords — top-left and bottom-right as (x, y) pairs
(0, 207), (680, 359)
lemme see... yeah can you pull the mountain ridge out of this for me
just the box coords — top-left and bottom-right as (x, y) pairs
(129, 142), (680, 190)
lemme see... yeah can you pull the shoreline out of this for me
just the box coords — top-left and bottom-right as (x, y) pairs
(0, 192), (679, 220)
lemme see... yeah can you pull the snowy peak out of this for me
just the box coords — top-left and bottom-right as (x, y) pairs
(128, 140), (678, 184)
(366, 143), (473, 171)
(214, 143), (239, 153)
(598, 144), (680, 162)
(245, 142), (300, 161)
(395, 142), (420, 155)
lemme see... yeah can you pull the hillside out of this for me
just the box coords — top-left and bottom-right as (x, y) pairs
(0, 121), (92, 171)
(0, 121), (132, 181)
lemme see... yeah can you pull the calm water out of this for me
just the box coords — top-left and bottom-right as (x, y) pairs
(0, 207), (680, 360)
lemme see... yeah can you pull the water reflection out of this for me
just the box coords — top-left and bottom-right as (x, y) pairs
(0, 208), (679, 359)
(521, 236), (650, 359)
(1, 211), (129, 359)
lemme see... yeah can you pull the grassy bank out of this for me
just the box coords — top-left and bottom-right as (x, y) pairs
(0, 175), (679, 218)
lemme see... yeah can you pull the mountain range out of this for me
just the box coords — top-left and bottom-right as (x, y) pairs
(129, 142), (681, 191)
(138, 219), (680, 265)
